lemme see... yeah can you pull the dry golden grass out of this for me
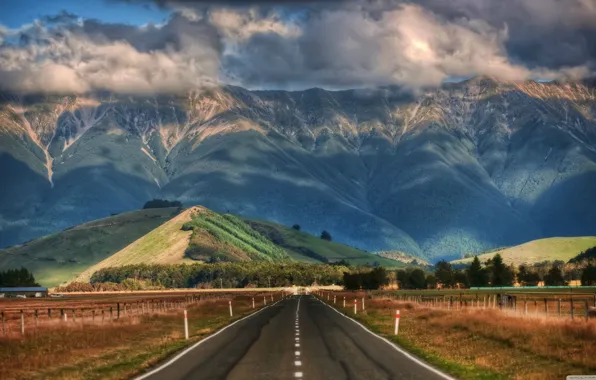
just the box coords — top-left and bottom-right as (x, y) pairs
(326, 292), (596, 380)
(0, 293), (276, 380)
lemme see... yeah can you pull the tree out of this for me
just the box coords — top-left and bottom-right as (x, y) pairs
(435, 260), (455, 288)
(517, 265), (541, 286)
(0, 267), (40, 287)
(320, 230), (332, 241)
(467, 256), (489, 287)
(490, 254), (514, 286)
(408, 269), (427, 289)
(568, 246), (596, 264)
(581, 265), (596, 286)
(368, 267), (389, 289)
(425, 274), (438, 289)
(292, 224), (301, 231)
(454, 270), (469, 288)
(396, 270), (409, 289)
(544, 265), (566, 286)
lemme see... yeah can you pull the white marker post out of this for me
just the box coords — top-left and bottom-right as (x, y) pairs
(362, 297), (365, 311)
(252, 297), (255, 309)
(333, 295), (336, 304)
(271, 294), (273, 302)
(343, 297), (346, 308)
(229, 301), (233, 317)
(327, 293), (329, 301)
(394, 310), (400, 335)
(184, 309), (189, 340)
(264, 296), (267, 306)
(354, 299), (357, 315)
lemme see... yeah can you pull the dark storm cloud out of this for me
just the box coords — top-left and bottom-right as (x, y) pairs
(414, 0), (596, 72)
(69, 12), (223, 54)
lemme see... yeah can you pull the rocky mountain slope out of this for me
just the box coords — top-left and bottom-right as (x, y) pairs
(1, 77), (596, 261)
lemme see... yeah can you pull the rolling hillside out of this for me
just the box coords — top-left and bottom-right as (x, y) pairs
(75, 207), (201, 283)
(243, 218), (404, 267)
(451, 237), (596, 266)
(0, 208), (181, 286)
(0, 206), (406, 286)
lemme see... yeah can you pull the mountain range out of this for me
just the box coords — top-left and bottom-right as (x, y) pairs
(1, 77), (596, 261)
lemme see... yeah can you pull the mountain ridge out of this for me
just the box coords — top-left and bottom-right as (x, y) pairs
(1, 78), (596, 260)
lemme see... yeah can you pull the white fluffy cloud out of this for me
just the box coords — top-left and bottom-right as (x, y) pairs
(0, 0), (594, 94)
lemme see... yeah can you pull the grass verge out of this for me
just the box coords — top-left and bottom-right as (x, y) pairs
(320, 292), (596, 380)
(0, 294), (270, 380)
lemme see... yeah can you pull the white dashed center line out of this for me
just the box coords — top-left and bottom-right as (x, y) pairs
(294, 296), (304, 377)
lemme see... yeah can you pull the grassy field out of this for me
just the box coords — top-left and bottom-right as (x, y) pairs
(75, 208), (201, 282)
(244, 218), (405, 267)
(0, 208), (180, 287)
(0, 292), (277, 380)
(320, 291), (596, 380)
(451, 236), (596, 266)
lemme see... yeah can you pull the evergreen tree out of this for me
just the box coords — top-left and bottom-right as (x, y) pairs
(435, 260), (455, 288)
(0, 267), (40, 287)
(292, 224), (301, 231)
(320, 230), (332, 241)
(490, 254), (514, 286)
(467, 256), (489, 287)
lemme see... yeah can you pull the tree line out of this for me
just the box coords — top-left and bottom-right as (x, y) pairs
(85, 262), (350, 290)
(428, 253), (596, 289)
(0, 268), (39, 287)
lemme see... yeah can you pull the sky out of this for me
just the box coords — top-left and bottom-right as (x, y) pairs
(0, 0), (595, 94)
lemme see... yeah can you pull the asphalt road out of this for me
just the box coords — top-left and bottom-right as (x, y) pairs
(138, 295), (453, 380)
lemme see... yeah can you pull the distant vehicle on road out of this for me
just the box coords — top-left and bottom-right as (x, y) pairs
(15, 294), (26, 299)
(50, 293), (64, 298)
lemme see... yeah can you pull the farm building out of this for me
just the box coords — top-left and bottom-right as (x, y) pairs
(0, 287), (48, 298)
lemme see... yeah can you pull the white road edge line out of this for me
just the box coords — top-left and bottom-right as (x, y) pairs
(316, 297), (456, 380)
(135, 297), (285, 380)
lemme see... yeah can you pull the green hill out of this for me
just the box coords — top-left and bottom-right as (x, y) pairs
(2, 206), (408, 287)
(243, 218), (405, 267)
(0, 208), (181, 286)
(451, 237), (596, 266)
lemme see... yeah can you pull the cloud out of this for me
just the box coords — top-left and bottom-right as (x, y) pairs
(220, 4), (570, 90)
(0, 0), (595, 94)
(0, 14), (222, 94)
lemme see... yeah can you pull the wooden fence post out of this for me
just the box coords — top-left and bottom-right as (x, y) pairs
(557, 299), (561, 316)
(585, 300), (589, 320)
(20, 310), (24, 335)
(92, 309), (96, 324)
(48, 308), (52, 320)
(110, 307), (113, 322)
(571, 298), (574, 320)
(117, 303), (120, 319)
(72, 309), (76, 323)
(1, 311), (5, 336)
(35, 309), (38, 328)
(544, 299), (548, 316)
